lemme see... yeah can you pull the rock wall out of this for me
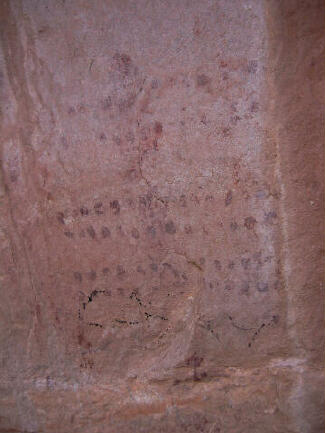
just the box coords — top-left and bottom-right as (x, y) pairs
(0, 0), (323, 432)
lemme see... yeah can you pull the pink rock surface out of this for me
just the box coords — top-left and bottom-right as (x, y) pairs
(0, 0), (323, 431)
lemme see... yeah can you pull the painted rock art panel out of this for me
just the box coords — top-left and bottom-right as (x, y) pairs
(0, 0), (323, 431)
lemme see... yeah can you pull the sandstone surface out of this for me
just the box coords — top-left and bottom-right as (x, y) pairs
(0, 0), (324, 432)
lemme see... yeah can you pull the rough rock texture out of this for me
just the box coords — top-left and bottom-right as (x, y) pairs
(0, 0), (324, 432)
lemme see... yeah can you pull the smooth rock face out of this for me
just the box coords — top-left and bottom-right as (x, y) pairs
(0, 0), (323, 432)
